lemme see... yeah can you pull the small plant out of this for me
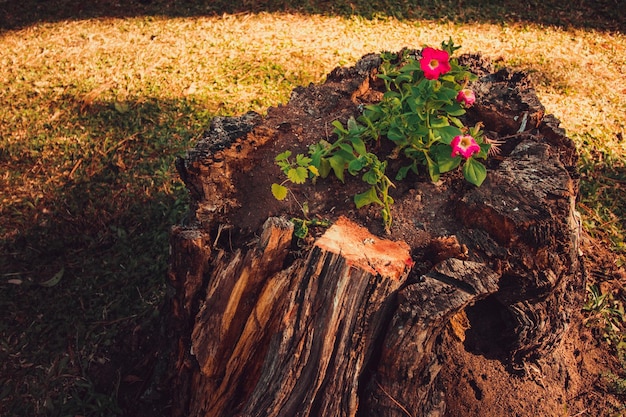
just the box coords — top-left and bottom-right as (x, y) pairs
(272, 39), (490, 232)
(584, 283), (626, 359)
(290, 217), (332, 239)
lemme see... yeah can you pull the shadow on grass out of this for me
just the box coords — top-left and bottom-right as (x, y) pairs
(0, 196), (179, 417)
(1, 0), (624, 32)
(0, 97), (209, 417)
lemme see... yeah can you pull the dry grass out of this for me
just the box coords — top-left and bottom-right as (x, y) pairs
(3, 14), (624, 141)
(1, 11), (625, 417)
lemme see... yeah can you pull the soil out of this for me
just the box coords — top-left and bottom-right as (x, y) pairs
(169, 52), (626, 416)
(439, 232), (626, 416)
(115, 239), (626, 417)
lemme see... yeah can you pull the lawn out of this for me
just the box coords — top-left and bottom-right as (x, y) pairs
(1, 1), (624, 415)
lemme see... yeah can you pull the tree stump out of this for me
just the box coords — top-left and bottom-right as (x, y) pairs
(165, 51), (583, 417)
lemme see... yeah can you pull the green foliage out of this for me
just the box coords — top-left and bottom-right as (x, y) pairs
(273, 40), (489, 232)
(290, 217), (332, 239)
(271, 183), (289, 200)
(0, 95), (202, 417)
(578, 143), (626, 261)
(583, 282), (626, 398)
(275, 150), (321, 185)
(584, 284), (626, 360)
(463, 157), (488, 187)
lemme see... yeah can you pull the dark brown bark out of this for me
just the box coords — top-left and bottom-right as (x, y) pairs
(164, 51), (583, 417)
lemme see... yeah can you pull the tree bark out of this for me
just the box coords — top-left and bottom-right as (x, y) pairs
(164, 51), (583, 417)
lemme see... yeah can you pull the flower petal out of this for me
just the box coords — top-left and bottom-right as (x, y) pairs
(420, 47), (451, 80)
(451, 135), (480, 159)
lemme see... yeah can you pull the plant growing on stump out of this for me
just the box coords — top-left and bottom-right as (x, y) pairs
(272, 39), (490, 232)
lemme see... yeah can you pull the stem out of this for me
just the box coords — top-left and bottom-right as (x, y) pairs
(379, 175), (395, 233)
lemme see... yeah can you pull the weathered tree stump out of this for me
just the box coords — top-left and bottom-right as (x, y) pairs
(164, 51), (583, 417)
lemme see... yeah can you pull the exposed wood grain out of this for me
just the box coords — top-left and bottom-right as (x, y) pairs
(185, 216), (412, 417)
(166, 226), (212, 417)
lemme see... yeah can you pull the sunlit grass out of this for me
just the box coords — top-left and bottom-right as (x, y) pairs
(1, 11), (624, 416)
(3, 14), (625, 252)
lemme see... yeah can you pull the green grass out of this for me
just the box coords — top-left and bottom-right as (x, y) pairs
(1, 2), (625, 416)
(579, 144), (626, 259)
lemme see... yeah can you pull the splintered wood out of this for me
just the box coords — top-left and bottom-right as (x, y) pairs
(185, 216), (412, 417)
(314, 216), (414, 280)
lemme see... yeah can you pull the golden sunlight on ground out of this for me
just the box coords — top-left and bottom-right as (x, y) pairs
(2, 13), (624, 153)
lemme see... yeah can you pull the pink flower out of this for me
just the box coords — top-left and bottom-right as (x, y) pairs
(451, 135), (481, 159)
(456, 88), (476, 107)
(420, 47), (451, 80)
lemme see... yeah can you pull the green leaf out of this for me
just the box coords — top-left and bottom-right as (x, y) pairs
(395, 163), (416, 180)
(362, 105), (383, 122)
(291, 218), (309, 239)
(349, 136), (367, 156)
(362, 169), (380, 185)
(429, 115), (449, 128)
(443, 104), (466, 117)
(354, 187), (383, 209)
(398, 61), (421, 73)
(329, 154), (346, 182)
(437, 153), (462, 174)
(425, 152), (440, 183)
(463, 158), (487, 186)
(338, 142), (355, 155)
(433, 144), (462, 173)
(296, 154), (312, 166)
(437, 87), (458, 101)
(309, 144), (325, 167)
(347, 116), (359, 132)
(434, 125), (463, 144)
(275, 150), (292, 162)
(332, 120), (348, 134)
(448, 115), (464, 128)
(395, 74), (413, 84)
(271, 183), (288, 200)
(477, 142), (491, 159)
(287, 166), (309, 184)
(335, 148), (357, 163)
(387, 126), (406, 144)
(383, 91), (402, 101)
(440, 74), (457, 83)
(319, 158), (331, 178)
(348, 158), (365, 175)
(40, 268), (64, 287)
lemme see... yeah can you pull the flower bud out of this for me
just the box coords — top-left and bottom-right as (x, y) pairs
(456, 88), (476, 107)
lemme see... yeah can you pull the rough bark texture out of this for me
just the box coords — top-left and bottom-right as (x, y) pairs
(164, 51), (583, 417)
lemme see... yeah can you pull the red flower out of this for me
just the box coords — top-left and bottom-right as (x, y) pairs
(451, 135), (480, 159)
(420, 47), (451, 80)
(456, 88), (476, 107)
